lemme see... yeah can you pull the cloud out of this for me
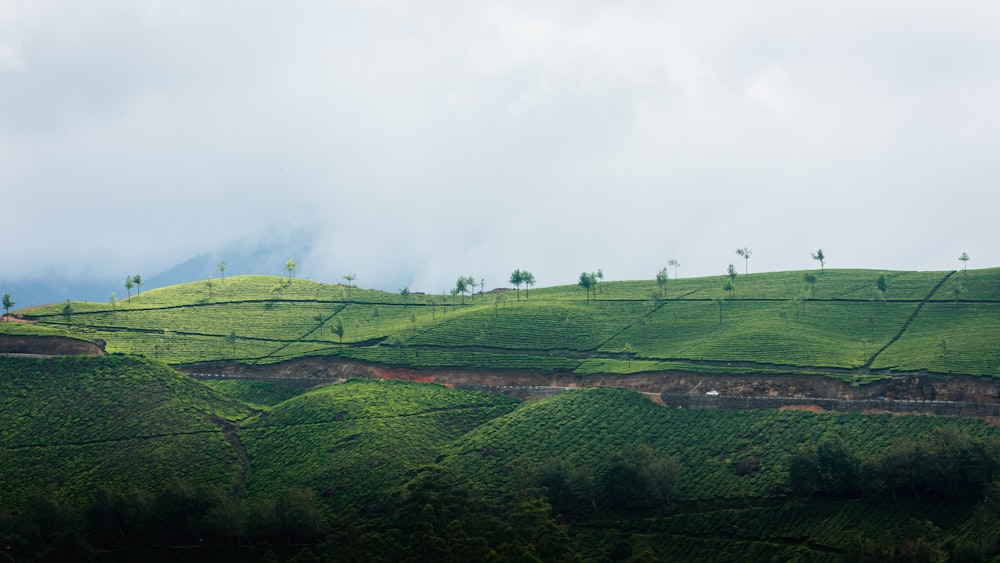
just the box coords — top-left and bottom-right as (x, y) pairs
(1, 1), (998, 297)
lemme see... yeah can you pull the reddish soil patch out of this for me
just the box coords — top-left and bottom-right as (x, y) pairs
(0, 335), (104, 356)
(1, 315), (36, 324)
(179, 356), (1000, 407)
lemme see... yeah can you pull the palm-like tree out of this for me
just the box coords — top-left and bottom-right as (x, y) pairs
(736, 247), (752, 275)
(811, 249), (825, 272)
(285, 259), (296, 280)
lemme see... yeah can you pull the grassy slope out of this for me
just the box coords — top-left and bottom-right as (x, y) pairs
(239, 379), (520, 511)
(13, 267), (1000, 379)
(441, 386), (1000, 559)
(0, 355), (255, 508)
(3, 353), (999, 559)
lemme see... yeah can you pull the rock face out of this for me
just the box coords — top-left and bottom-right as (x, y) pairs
(180, 357), (1000, 405)
(0, 335), (105, 356)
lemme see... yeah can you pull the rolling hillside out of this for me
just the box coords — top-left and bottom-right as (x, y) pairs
(3, 356), (1000, 560)
(10, 268), (1000, 384)
(4, 268), (1000, 560)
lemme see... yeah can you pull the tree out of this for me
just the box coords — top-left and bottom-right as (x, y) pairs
(804, 272), (818, 298)
(959, 252), (970, 273)
(523, 271), (535, 300)
(602, 445), (680, 509)
(62, 301), (73, 327)
(595, 269), (604, 294)
(372, 305), (381, 329)
(425, 295), (437, 320)
(714, 294), (724, 324)
(226, 330), (238, 359)
(205, 277), (215, 301)
(331, 318), (345, 347)
(727, 264), (738, 295)
(876, 274), (888, 297)
(455, 276), (470, 305)
(125, 276), (134, 302)
(343, 274), (356, 296)
(109, 292), (115, 312)
(621, 343), (636, 368)
(2, 293), (13, 319)
(656, 268), (669, 298)
(668, 258), (680, 279)
(285, 259), (296, 280)
(509, 269), (524, 301)
(812, 249), (826, 272)
(132, 274), (143, 296)
(952, 279), (965, 309)
(723, 279), (734, 298)
(578, 272), (596, 301)
(736, 247), (752, 276)
(217, 260), (227, 282)
(400, 287), (410, 299)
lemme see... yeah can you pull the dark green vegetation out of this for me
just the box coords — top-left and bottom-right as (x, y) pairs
(4, 267), (1000, 560)
(10, 267), (1000, 381)
(3, 356), (1000, 560)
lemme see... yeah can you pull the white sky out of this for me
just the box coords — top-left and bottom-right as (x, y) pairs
(2, 1), (998, 293)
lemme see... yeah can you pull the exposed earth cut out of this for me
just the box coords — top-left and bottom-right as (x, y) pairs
(0, 335), (105, 356)
(180, 356), (1000, 407)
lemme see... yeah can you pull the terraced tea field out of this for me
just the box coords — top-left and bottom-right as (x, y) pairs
(11, 268), (1000, 380)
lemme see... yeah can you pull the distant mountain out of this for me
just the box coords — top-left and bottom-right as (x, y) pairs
(2, 231), (314, 309)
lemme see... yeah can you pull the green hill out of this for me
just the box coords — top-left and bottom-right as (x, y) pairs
(5, 267), (1000, 560)
(0, 355), (254, 510)
(11, 267), (1000, 381)
(2, 355), (1000, 560)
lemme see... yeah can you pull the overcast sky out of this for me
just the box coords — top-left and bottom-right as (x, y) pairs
(3, 1), (998, 295)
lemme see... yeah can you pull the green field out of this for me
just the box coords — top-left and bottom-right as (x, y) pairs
(11, 267), (1000, 379)
(3, 356), (1000, 560)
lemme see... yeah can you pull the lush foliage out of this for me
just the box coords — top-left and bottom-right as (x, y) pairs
(15, 268), (1000, 379)
(6, 355), (1000, 560)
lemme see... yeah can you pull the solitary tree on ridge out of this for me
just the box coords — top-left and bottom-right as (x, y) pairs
(736, 247), (752, 276)
(959, 252), (970, 273)
(2, 293), (13, 320)
(668, 258), (680, 279)
(811, 249), (825, 272)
